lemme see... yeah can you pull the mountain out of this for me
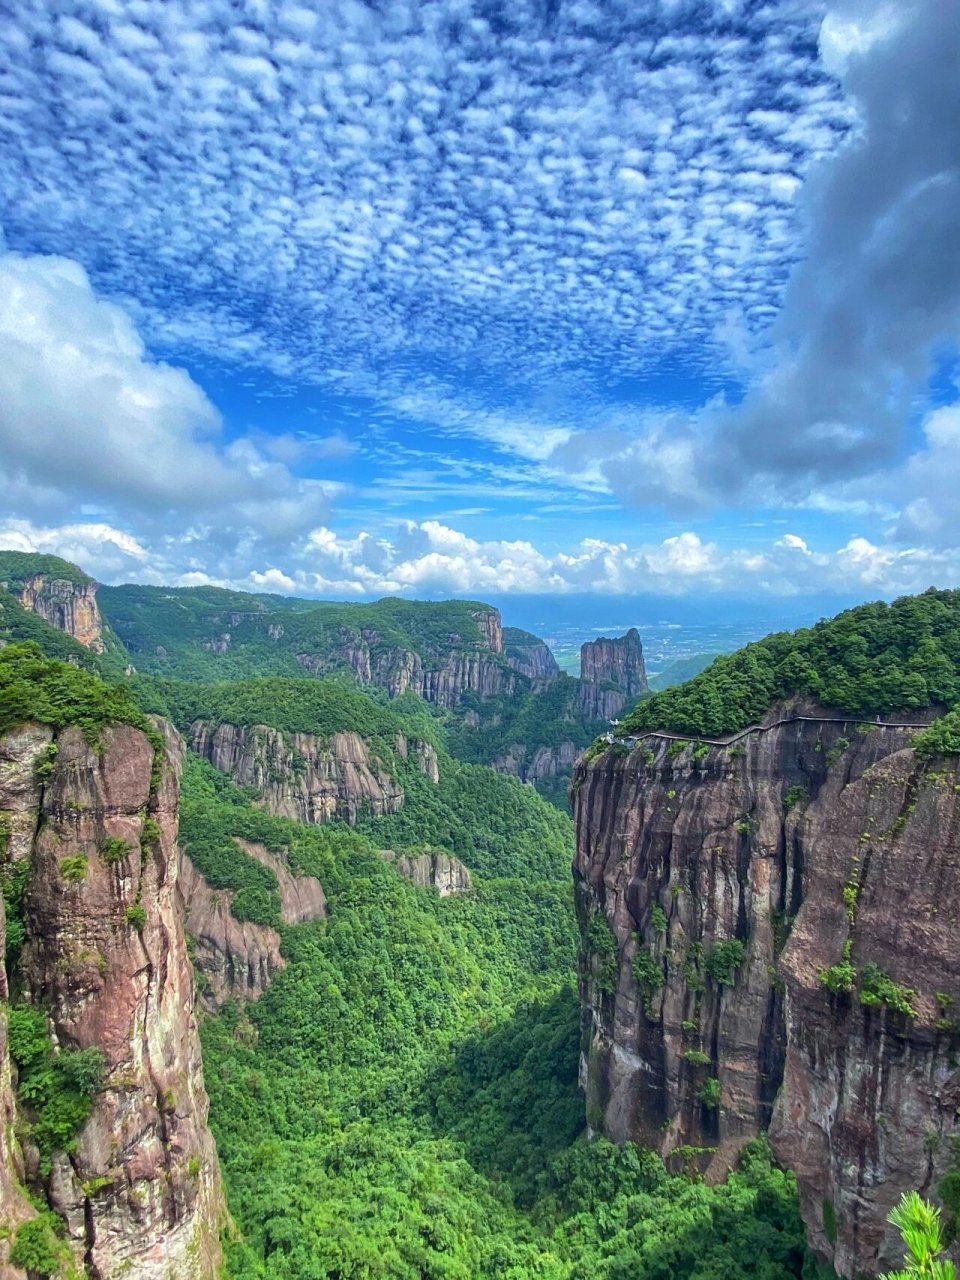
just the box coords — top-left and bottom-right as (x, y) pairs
(573, 587), (960, 1277)
(0, 553), (127, 673)
(0, 594), (817, 1280)
(9, 554), (651, 803)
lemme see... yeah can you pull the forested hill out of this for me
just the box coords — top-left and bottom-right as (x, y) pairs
(620, 588), (960, 738)
(6, 553), (642, 802)
(97, 581), (507, 681)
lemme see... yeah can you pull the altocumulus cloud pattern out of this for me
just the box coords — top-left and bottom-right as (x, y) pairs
(0, 0), (849, 408)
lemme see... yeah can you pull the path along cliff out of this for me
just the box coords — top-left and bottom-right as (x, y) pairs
(574, 704), (960, 1278)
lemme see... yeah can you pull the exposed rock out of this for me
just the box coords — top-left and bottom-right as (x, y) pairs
(393, 733), (440, 783)
(573, 707), (960, 1277)
(190, 721), (408, 824)
(492, 741), (580, 785)
(17, 575), (105, 652)
(0, 719), (224, 1278)
(294, 607), (515, 709)
(180, 854), (285, 1013)
(578, 628), (648, 720)
(0, 908), (32, 1280)
(179, 838), (324, 1012)
(502, 628), (561, 683)
(380, 849), (472, 895)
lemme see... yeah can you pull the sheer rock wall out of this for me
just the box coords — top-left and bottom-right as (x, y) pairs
(573, 708), (960, 1277)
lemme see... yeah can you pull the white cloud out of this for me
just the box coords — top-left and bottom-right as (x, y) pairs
(0, 244), (335, 547)
(3, 514), (959, 599)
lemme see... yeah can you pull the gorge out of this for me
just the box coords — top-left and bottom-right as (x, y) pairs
(1, 554), (959, 1278)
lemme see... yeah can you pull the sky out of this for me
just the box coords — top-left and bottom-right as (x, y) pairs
(0, 0), (958, 606)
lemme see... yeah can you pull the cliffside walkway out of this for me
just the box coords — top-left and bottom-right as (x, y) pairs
(604, 713), (932, 751)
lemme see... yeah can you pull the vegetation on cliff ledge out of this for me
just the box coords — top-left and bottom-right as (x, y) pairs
(0, 641), (152, 740)
(621, 589), (960, 738)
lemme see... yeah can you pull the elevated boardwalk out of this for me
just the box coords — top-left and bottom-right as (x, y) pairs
(603, 713), (931, 751)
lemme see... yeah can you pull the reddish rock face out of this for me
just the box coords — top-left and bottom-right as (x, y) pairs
(17, 575), (105, 652)
(573, 708), (960, 1278)
(578, 628), (648, 721)
(181, 838), (326, 1012)
(0, 719), (224, 1279)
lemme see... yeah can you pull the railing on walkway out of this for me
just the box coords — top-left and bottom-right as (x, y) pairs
(602, 713), (931, 751)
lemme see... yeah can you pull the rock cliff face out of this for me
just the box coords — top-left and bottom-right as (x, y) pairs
(492, 741), (580, 787)
(190, 721), (438, 824)
(379, 849), (472, 895)
(295, 607), (518, 709)
(0, 719), (223, 1278)
(16, 575), (105, 652)
(573, 708), (960, 1277)
(181, 840), (326, 1012)
(578, 628), (647, 720)
(502, 628), (562, 684)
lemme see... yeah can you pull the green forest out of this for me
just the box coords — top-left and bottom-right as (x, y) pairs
(621, 589), (960, 738)
(96, 582), (505, 681)
(189, 749), (816, 1280)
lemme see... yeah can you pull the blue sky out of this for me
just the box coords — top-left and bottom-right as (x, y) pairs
(0, 0), (958, 603)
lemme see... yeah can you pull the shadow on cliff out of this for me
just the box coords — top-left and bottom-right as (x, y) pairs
(423, 984), (584, 1205)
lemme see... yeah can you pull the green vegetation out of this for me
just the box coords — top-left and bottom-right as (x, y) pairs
(706, 938), (747, 986)
(7, 1005), (106, 1174)
(0, 550), (93, 588)
(880, 1191), (957, 1280)
(698, 1077), (722, 1109)
(819, 940), (857, 995)
(195, 749), (814, 1278)
(3, 559), (825, 1278)
(783, 785), (807, 812)
(59, 853), (88, 884)
(621, 589), (960, 738)
(9, 1212), (70, 1277)
(587, 910), (619, 995)
(0, 642), (155, 744)
(99, 583), (504, 681)
(137, 674), (424, 743)
(632, 946), (664, 1014)
(859, 964), (917, 1017)
(914, 710), (960, 761)
(446, 674), (607, 800)
(648, 653), (722, 692)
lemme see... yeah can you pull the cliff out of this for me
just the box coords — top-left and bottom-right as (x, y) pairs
(578, 628), (647, 720)
(573, 707), (960, 1277)
(15, 575), (105, 653)
(181, 839), (326, 1011)
(0, 718), (223, 1278)
(189, 721), (438, 824)
(294, 615), (517, 709)
(98, 583), (523, 710)
(502, 627), (561, 684)
(379, 848), (472, 895)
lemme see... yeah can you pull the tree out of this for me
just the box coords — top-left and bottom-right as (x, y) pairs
(880, 1191), (957, 1280)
